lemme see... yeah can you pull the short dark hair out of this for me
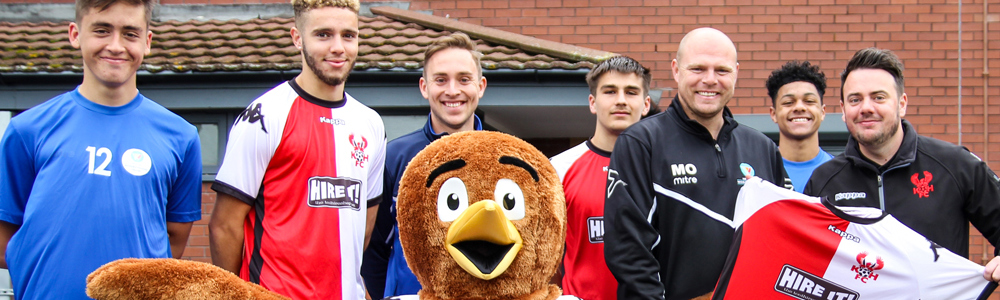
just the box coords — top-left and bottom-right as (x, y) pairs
(840, 47), (905, 101)
(765, 61), (826, 107)
(423, 32), (482, 78)
(75, 0), (154, 27)
(585, 56), (652, 97)
(292, 0), (360, 29)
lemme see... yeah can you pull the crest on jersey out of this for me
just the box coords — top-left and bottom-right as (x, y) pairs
(350, 134), (369, 168)
(911, 171), (934, 198)
(851, 252), (884, 283)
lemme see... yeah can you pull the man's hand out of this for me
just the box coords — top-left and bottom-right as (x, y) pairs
(984, 256), (1000, 282)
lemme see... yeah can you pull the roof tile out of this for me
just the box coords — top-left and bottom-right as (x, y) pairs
(1, 13), (604, 74)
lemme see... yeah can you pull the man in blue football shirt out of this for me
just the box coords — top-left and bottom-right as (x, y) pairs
(0, 0), (202, 298)
(766, 61), (833, 193)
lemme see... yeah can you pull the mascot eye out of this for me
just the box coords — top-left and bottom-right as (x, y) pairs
(494, 178), (524, 220)
(437, 177), (469, 222)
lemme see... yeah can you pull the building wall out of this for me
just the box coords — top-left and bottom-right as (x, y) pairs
(8, 0), (1000, 284)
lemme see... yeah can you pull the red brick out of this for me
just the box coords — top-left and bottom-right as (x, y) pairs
(629, 25), (657, 34)
(509, 0), (535, 8)
(548, 7), (575, 16)
(496, 9), (521, 18)
(615, 16), (645, 25)
(671, 15), (699, 25)
(698, 0), (725, 5)
(456, 0), (482, 9)
(562, 0), (588, 6)
(590, 16), (616, 25)
(739, 5), (766, 15)
(848, 23), (875, 32)
(508, 17), (535, 26)
(469, 9), (495, 18)
(537, 0), (562, 7)
(807, 15), (835, 24)
(728, 15), (754, 24)
(429, 1), (456, 9)
(685, 6), (713, 15)
(602, 7), (630, 16)
(483, 0), (509, 8)
(534, 17), (559, 26)
(753, 15), (781, 24)
(523, 8), (547, 17)
(903, 4), (931, 14)
(576, 7), (602, 16)
(698, 15), (726, 24)
(562, 16), (589, 25)
(792, 5), (820, 14)
(792, 24), (820, 33)
(712, 6), (739, 15)
(522, 26), (547, 35)
(780, 15), (808, 24)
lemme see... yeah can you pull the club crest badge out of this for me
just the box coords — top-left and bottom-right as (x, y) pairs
(350, 133), (369, 168)
(911, 171), (933, 198)
(851, 252), (884, 283)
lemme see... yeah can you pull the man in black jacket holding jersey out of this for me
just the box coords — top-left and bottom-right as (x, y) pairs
(604, 27), (791, 300)
(803, 47), (1000, 282)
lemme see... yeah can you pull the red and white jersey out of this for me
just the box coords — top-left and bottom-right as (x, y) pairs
(214, 80), (385, 300)
(714, 178), (989, 300)
(549, 140), (616, 300)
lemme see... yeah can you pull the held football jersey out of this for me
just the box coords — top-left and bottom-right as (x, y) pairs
(213, 80), (385, 300)
(714, 178), (991, 300)
(549, 140), (616, 300)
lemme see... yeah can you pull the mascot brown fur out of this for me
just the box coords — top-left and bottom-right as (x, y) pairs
(85, 258), (289, 300)
(396, 131), (567, 300)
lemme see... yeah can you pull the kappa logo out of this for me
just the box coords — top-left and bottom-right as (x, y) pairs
(851, 252), (884, 283)
(307, 177), (362, 210)
(670, 163), (698, 185)
(826, 225), (860, 243)
(775, 265), (859, 300)
(911, 171), (934, 198)
(349, 134), (369, 168)
(237, 103), (267, 133)
(834, 192), (866, 201)
(319, 116), (346, 126)
(587, 217), (604, 243)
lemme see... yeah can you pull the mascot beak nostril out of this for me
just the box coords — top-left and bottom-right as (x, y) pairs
(445, 200), (523, 280)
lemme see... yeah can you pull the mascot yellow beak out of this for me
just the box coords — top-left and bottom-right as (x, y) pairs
(445, 200), (523, 280)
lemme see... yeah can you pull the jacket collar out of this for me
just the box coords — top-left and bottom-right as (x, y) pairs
(844, 119), (917, 172)
(422, 114), (483, 141)
(666, 95), (738, 142)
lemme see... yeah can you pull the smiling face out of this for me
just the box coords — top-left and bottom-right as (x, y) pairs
(69, 2), (151, 91)
(292, 6), (359, 88)
(672, 30), (739, 122)
(770, 81), (826, 141)
(421, 47), (486, 134)
(590, 71), (651, 135)
(841, 68), (907, 148)
(396, 131), (565, 299)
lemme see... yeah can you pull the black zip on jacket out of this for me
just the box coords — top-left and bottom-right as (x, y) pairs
(804, 119), (1000, 257)
(604, 97), (790, 300)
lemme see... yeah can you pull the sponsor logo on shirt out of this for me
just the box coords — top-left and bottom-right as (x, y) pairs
(349, 133), (369, 168)
(587, 216), (604, 243)
(670, 163), (698, 185)
(121, 148), (152, 176)
(736, 163), (755, 186)
(910, 171), (934, 198)
(851, 252), (884, 283)
(774, 265), (859, 300)
(606, 168), (627, 198)
(827, 225), (860, 243)
(307, 177), (362, 210)
(237, 102), (267, 133)
(319, 116), (346, 126)
(833, 192), (866, 201)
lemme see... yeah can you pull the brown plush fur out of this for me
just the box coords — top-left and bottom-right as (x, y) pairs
(86, 258), (289, 300)
(397, 131), (567, 300)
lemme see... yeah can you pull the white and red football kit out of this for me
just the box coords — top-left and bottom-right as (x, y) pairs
(213, 80), (385, 300)
(549, 140), (616, 300)
(714, 178), (990, 300)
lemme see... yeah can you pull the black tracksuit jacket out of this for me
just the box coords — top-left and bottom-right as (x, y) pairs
(605, 97), (790, 300)
(804, 119), (1000, 257)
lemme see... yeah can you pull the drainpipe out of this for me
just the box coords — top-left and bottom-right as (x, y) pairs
(959, 0), (962, 146)
(983, 0), (991, 265)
